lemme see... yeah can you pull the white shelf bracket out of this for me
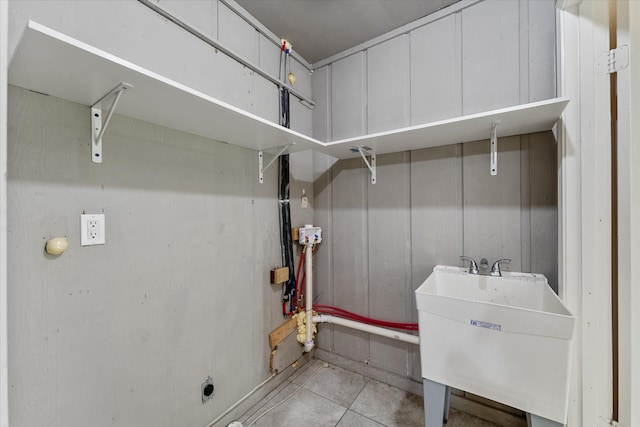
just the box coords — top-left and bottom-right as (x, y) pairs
(490, 121), (499, 176)
(357, 147), (376, 184)
(258, 144), (293, 184)
(91, 82), (133, 163)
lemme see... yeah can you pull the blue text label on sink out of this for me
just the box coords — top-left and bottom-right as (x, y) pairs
(469, 319), (502, 331)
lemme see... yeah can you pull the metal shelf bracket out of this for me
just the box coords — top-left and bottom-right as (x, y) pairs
(258, 144), (293, 184)
(356, 147), (376, 184)
(91, 82), (133, 163)
(490, 121), (500, 176)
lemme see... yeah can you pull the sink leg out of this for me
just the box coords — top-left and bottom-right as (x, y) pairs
(444, 385), (451, 423)
(526, 413), (565, 427)
(423, 379), (448, 427)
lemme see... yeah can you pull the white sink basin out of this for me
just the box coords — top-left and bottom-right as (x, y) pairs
(415, 265), (575, 424)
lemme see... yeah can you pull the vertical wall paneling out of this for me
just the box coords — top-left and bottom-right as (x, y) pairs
(258, 34), (280, 80)
(367, 152), (412, 376)
(463, 136), (523, 272)
(454, 11), (462, 116)
(290, 58), (312, 100)
(311, 66), (331, 142)
(251, 74), (279, 124)
(529, 132), (558, 291)
(313, 152), (336, 351)
(218, 2), (259, 65)
(461, 0), (520, 114)
(410, 14), (461, 124)
(330, 159), (369, 362)
(7, 1), (314, 128)
(215, 3), (257, 111)
(290, 98), (313, 137)
(154, 0), (218, 41)
(528, 0), (556, 102)
(410, 145), (463, 380)
(288, 59), (313, 136)
(520, 135), (532, 274)
(614, 3), (640, 424)
(519, 0), (530, 104)
(253, 34), (280, 123)
(367, 35), (410, 133)
(0, 0), (8, 423)
(211, 54), (255, 112)
(311, 65), (334, 350)
(331, 53), (366, 140)
(313, 0), (559, 390)
(9, 1), (201, 85)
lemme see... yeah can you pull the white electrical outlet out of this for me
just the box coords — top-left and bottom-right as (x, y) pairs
(80, 213), (106, 246)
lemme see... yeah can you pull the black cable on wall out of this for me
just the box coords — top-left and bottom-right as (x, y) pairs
(278, 70), (295, 313)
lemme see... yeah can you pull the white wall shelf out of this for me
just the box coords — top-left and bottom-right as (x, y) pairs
(9, 21), (569, 168)
(9, 21), (319, 157)
(321, 97), (569, 160)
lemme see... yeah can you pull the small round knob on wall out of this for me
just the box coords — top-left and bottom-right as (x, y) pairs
(45, 237), (69, 255)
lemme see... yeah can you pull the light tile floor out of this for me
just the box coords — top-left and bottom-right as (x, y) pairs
(237, 359), (501, 427)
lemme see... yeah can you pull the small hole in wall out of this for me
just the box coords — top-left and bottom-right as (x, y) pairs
(203, 384), (214, 397)
(202, 377), (215, 404)
(94, 113), (99, 117)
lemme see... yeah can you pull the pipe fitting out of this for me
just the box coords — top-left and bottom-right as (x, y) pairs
(303, 340), (314, 353)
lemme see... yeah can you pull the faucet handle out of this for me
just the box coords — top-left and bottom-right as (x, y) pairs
(490, 258), (512, 277)
(459, 256), (479, 275)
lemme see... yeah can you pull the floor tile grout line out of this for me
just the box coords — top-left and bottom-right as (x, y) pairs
(345, 377), (370, 410)
(240, 359), (323, 423)
(243, 362), (333, 426)
(238, 380), (293, 423)
(342, 409), (388, 427)
(238, 358), (508, 427)
(289, 359), (325, 385)
(299, 364), (370, 409)
(296, 384), (350, 411)
(333, 408), (348, 427)
(288, 358), (320, 382)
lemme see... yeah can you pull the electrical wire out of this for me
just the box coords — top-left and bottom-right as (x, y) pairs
(310, 304), (418, 331)
(293, 246), (306, 307)
(293, 245), (317, 309)
(314, 306), (418, 330)
(289, 246), (415, 330)
(278, 41), (294, 315)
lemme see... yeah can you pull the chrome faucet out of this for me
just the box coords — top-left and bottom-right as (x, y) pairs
(459, 256), (479, 275)
(490, 259), (512, 277)
(479, 258), (489, 273)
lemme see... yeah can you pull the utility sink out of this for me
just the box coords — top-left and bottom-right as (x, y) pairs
(415, 265), (575, 425)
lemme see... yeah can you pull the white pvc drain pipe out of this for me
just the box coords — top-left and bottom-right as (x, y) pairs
(313, 314), (419, 345)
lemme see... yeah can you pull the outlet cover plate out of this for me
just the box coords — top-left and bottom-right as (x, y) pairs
(80, 213), (105, 246)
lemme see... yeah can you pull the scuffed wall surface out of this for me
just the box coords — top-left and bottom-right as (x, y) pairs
(7, 86), (284, 426)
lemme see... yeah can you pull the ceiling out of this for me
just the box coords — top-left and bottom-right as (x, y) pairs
(235, 0), (461, 64)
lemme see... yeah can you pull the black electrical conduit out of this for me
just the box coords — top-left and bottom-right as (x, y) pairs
(276, 41), (296, 314)
(136, 0), (315, 107)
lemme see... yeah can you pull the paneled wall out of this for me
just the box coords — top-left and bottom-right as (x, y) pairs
(312, 0), (558, 381)
(7, 0), (313, 135)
